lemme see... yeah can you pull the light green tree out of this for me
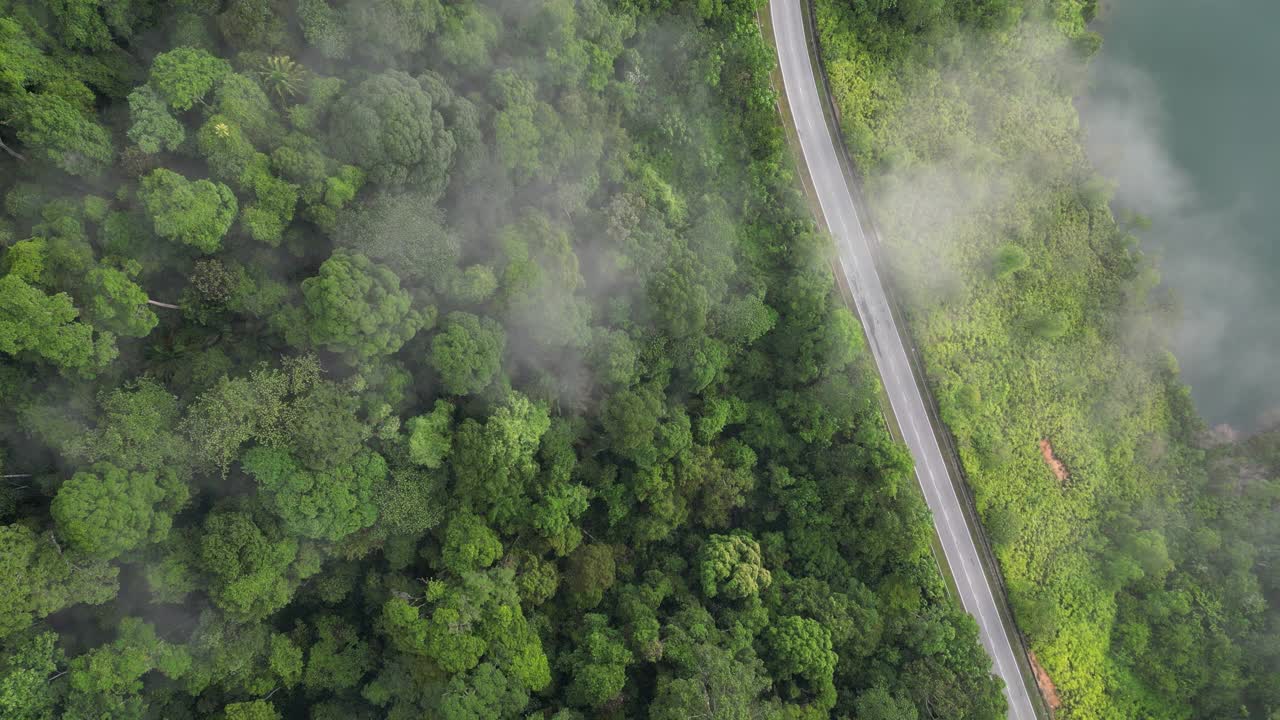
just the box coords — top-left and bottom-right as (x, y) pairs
(450, 393), (550, 529)
(139, 169), (238, 254)
(698, 532), (771, 600)
(83, 261), (157, 338)
(198, 511), (303, 622)
(0, 524), (118, 639)
(0, 631), (64, 720)
(126, 86), (184, 154)
(149, 47), (232, 111)
(224, 700), (281, 720)
(0, 274), (115, 373)
(405, 400), (454, 469)
(62, 618), (191, 720)
(8, 93), (113, 177)
(563, 614), (632, 709)
(52, 462), (186, 559)
(441, 512), (503, 575)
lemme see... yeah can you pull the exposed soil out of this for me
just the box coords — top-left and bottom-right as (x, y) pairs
(1029, 651), (1063, 712)
(1039, 439), (1069, 483)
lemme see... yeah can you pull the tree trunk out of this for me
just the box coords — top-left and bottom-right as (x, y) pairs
(0, 136), (24, 161)
(147, 299), (181, 310)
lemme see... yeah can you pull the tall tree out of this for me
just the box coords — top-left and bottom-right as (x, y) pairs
(294, 251), (428, 360)
(139, 169), (238, 254)
(51, 462), (186, 559)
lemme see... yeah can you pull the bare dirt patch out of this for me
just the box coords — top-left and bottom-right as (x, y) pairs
(1039, 439), (1069, 483)
(1029, 651), (1062, 712)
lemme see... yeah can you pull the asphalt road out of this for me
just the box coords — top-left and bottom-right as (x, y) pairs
(769, 1), (1039, 718)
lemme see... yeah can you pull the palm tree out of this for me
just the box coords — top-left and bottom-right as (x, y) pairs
(256, 55), (306, 103)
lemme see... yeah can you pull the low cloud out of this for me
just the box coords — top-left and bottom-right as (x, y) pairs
(1081, 57), (1279, 430)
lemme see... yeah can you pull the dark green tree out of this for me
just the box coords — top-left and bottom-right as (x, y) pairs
(327, 71), (461, 194)
(562, 614), (632, 709)
(240, 447), (383, 542)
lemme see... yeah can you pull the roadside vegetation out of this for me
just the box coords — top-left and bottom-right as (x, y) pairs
(814, 0), (1280, 717)
(0, 1), (1008, 718)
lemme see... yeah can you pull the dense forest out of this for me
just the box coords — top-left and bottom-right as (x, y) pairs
(0, 0), (1014, 718)
(813, 0), (1280, 718)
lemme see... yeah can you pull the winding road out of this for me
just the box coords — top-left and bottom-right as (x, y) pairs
(768, 1), (1040, 718)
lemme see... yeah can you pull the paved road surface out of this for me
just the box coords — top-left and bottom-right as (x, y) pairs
(769, 1), (1039, 718)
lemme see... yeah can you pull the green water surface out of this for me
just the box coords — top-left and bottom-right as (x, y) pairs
(1087, 0), (1280, 430)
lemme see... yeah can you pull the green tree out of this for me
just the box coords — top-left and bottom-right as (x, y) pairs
(1023, 308), (1068, 340)
(853, 685), (919, 720)
(52, 462), (186, 559)
(438, 662), (529, 720)
(346, 0), (444, 63)
(450, 392), (550, 529)
(563, 614), (632, 709)
(126, 86), (184, 154)
(698, 532), (772, 600)
(303, 615), (374, 693)
(139, 169), (238, 254)
(82, 261), (157, 338)
(217, 0), (288, 50)
(566, 544), (616, 610)
(719, 293), (778, 346)
(240, 447), (383, 542)
(297, 251), (427, 359)
(149, 47), (232, 111)
(8, 94), (113, 176)
(298, 0), (351, 59)
(333, 192), (459, 291)
(405, 400), (454, 469)
(182, 365), (290, 476)
(278, 369), (371, 470)
(430, 312), (506, 396)
(0, 273), (115, 373)
(181, 613), (303, 697)
(328, 71), (460, 193)
(198, 511), (303, 622)
(650, 641), (771, 720)
(449, 264), (498, 304)
(374, 468), (445, 539)
(437, 2), (501, 70)
(441, 512), (503, 575)
(213, 73), (285, 148)
(991, 244), (1029, 280)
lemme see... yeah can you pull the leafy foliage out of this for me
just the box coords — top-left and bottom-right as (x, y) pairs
(296, 251), (427, 360)
(815, 0), (1280, 717)
(139, 169), (238, 253)
(0, 2), (1032, 719)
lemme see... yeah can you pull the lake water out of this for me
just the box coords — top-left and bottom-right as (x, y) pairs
(1084, 0), (1280, 431)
